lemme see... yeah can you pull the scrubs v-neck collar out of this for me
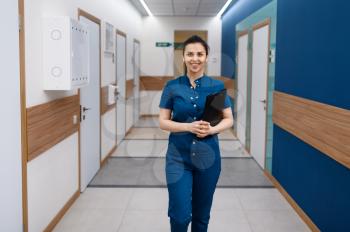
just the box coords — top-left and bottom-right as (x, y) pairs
(185, 74), (205, 89)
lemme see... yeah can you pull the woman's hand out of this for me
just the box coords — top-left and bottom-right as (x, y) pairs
(187, 120), (212, 138)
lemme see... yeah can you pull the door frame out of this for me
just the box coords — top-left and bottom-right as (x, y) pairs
(249, 18), (271, 169)
(133, 38), (140, 125)
(116, 30), (127, 143)
(234, 29), (249, 151)
(77, 8), (102, 185)
(19, 0), (28, 230)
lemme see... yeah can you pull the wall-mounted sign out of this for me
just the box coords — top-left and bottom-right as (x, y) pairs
(156, 42), (172, 47)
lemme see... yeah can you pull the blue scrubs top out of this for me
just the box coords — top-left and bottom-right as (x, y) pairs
(159, 75), (231, 170)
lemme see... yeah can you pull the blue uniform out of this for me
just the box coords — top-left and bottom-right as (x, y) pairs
(159, 75), (231, 232)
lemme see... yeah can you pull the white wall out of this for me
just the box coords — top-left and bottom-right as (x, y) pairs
(140, 16), (222, 115)
(27, 134), (78, 232)
(0, 1), (23, 231)
(24, 0), (142, 231)
(26, 0), (142, 107)
(141, 16), (222, 77)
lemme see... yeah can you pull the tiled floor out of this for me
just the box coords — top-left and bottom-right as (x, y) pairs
(112, 140), (247, 158)
(54, 188), (310, 232)
(54, 117), (310, 232)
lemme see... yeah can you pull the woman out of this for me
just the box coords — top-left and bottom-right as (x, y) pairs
(159, 35), (234, 232)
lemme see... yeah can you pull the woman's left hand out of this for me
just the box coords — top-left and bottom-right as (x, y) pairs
(195, 121), (213, 138)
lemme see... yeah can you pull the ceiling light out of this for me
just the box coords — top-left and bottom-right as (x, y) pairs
(217, 0), (233, 17)
(139, 0), (153, 16)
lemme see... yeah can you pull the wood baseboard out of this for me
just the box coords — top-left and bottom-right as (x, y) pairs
(125, 127), (133, 137)
(44, 190), (80, 232)
(264, 171), (320, 232)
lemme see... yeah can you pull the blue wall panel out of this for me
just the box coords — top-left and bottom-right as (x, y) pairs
(221, 0), (272, 78)
(273, 0), (350, 230)
(275, 0), (350, 110)
(272, 126), (350, 231)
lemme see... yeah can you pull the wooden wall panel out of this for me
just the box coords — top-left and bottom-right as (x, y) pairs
(101, 85), (116, 115)
(27, 95), (80, 161)
(139, 75), (234, 98)
(140, 76), (174, 91)
(213, 76), (235, 98)
(273, 91), (350, 169)
(126, 79), (134, 100)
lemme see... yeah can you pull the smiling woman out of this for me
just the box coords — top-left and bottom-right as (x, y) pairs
(159, 35), (234, 232)
(182, 35), (209, 78)
(174, 30), (208, 77)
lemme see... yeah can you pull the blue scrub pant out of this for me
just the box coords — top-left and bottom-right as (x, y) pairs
(166, 153), (221, 232)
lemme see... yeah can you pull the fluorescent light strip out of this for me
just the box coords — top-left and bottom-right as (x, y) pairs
(139, 0), (153, 16)
(217, 0), (233, 17)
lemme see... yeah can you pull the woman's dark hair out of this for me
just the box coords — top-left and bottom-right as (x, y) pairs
(182, 35), (210, 74)
(183, 35), (210, 56)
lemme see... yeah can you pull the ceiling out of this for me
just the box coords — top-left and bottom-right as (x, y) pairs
(129, 0), (231, 17)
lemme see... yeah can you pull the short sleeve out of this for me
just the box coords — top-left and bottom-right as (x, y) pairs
(224, 92), (232, 108)
(220, 82), (231, 109)
(159, 82), (173, 110)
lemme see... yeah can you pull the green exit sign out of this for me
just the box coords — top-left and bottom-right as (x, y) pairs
(156, 42), (172, 47)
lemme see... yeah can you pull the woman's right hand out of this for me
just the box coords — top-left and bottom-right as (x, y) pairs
(187, 120), (210, 136)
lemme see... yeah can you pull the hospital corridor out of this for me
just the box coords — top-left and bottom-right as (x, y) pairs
(1, 0), (349, 232)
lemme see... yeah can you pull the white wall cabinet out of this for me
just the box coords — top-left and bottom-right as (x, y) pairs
(43, 17), (89, 90)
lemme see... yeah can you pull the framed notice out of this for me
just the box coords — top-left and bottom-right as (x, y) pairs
(104, 22), (114, 53)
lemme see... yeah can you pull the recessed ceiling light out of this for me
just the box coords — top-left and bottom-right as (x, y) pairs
(217, 0), (233, 17)
(139, 0), (153, 16)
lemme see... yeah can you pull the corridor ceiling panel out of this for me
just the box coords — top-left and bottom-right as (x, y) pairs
(130, 0), (231, 16)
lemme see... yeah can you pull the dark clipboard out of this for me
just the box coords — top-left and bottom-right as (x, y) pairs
(202, 89), (227, 126)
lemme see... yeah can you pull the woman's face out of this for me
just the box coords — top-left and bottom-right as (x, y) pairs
(183, 42), (208, 76)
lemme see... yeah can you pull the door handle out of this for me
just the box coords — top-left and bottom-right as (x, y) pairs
(82, 107), (91, 112)
(260, 100), (267, 111)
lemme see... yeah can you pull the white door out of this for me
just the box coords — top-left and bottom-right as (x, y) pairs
(250, 22), (270, 168)
(133, 41), (141, 124)
(79, 16), (100, 191)
(236, 33), (249, 147)
(1, 1), (23, 230)
(116, 33), (126, 145)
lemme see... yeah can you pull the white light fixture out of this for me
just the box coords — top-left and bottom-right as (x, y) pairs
(139, 0), (153, 16)
(217, 0), (233, 17)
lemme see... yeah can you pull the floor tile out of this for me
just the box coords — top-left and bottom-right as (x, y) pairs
(112, 140), (167, 157)
(54, 208), (124, 232)
(211, 189), (242, 210)
(245, 210), (310, 232)
(218, 129), (237, 140)
(127, 188), (168, 211)
(72, 188), (134, 210)
(235, 189), (294, 211)
(208, 210), (252, 232)
(117, 210), (170, 232)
